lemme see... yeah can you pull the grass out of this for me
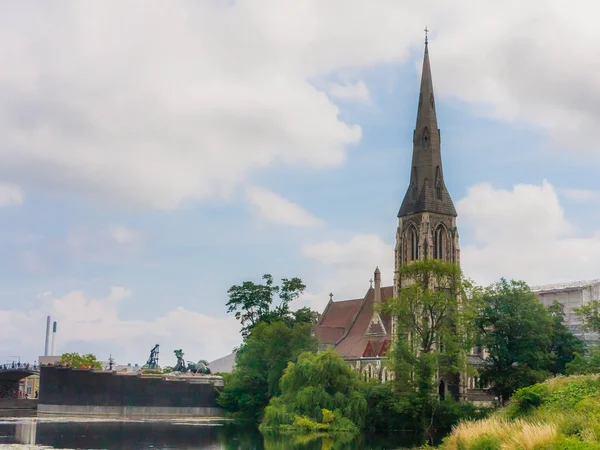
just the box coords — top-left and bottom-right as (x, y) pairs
(440, 374), (600, 450)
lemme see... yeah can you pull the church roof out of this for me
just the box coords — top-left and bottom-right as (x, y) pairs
(316, 285), (394, 358)
(398, 42), (457, 218)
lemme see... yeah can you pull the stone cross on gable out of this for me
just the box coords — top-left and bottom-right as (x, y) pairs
(329, 293), (333, 302)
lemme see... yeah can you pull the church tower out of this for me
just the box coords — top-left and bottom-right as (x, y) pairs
(394, 40), (460, 294)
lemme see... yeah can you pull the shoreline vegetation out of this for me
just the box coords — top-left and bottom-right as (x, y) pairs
(440, 374), (600, 449)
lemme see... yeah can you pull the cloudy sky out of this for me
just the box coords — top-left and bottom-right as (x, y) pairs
(2, 0), (600, 366)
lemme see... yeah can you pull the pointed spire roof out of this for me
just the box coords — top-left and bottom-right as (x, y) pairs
(398, 40), (457, 218)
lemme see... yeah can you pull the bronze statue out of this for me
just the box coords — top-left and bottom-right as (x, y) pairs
(172, 349), (211, 374)
(142, 344), (160, 370)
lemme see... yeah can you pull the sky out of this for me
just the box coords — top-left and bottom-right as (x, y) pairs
(2, 0), (600, 366)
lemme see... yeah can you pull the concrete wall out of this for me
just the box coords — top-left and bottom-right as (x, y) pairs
(39, 367), (223, 416)
(0, 398), (37, 409)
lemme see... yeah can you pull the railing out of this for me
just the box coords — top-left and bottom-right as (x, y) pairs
(0, 363), (39, 371)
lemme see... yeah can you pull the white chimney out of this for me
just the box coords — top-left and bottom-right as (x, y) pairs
(51, 321), (57, 355)
(44, 316), (51, 356)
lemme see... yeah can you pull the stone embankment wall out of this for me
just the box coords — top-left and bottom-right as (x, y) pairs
(38, 367), (224, 417)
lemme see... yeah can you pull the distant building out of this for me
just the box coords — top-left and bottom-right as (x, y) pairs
(209, 351), (237, 374)
(19, 375), (39, 398)
(532, 280), (600, 346)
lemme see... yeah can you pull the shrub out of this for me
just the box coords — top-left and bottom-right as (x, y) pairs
(505, 384), (548, 419)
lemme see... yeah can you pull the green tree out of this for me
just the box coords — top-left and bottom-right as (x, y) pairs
(475, 279), (553, 401)
(383, 260), (477, 431)
(547, 300), (585, 375)
(226, 274), (313, 337)
(566, 346), (600, 374)
(218, 320), (318, 420)
(57, 352), (102, 370)
(575, 299), (600, 333)
(260, 349), (367, 433)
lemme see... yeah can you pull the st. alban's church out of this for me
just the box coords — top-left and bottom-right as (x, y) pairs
(316, 41), (491, 405)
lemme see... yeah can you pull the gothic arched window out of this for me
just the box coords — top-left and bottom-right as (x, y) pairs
(409, 227), (419, 262)
(435, 166), (442, 200)
(422, 128), (429, 150)
(433, 225), (445, 260)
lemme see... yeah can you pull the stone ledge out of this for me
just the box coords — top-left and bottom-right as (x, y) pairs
(37, 404), (225, 417)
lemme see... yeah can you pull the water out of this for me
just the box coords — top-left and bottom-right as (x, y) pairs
(0, 412), (429, 449)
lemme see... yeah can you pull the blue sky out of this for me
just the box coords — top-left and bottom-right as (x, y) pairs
(2, 1), (600, 366)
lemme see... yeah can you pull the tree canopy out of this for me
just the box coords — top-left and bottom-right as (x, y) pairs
(260, 349), (367, 433)
(57, 352), (102, 370)
(218, 320), (318, 420)
(226, 274), (318, 337)
(475, 279), (554, 401)
(383, 260), (477, 430)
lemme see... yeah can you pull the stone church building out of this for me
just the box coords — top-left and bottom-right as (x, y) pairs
(316, 41), (491, 404)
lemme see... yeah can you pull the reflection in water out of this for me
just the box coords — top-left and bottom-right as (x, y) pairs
(15, 421), (37, 444)
(0, 415), (429, 449)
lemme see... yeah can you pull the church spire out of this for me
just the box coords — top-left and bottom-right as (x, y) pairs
(398, 39), (457, 218)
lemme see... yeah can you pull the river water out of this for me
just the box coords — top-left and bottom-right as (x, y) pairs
(0, 412), (430, 449)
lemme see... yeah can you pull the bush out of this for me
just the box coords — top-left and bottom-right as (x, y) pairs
(467, 433), (501, 450)
(505, 383), (549, 419)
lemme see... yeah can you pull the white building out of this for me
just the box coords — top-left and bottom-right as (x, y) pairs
(532, 280), (600, 346)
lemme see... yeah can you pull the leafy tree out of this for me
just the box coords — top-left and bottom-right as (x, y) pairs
(218, 320), (318, 420)
(566, 346), (600, 374)
(260, 349), (367, 433)
(475, 279), (553, 401)
(383, 260), (477, 431)
(575, 299), (600, 333)
(546, 300), (585, 375)
(57, 352), (102, 370)
(226, 274), (314, 337)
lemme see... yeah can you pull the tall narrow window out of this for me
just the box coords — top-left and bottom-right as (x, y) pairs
(410, 167), (418, 203)
(433, 226), (444, 260)
(422, 128), (429, 150)
(410, 228), (419, 261)
(435, 167), (442, 200)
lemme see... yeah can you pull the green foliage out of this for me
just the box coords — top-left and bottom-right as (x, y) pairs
(260, 349), (367, 434)
(567, 346), (600, 375)
(474, 278), (554, 401)
(505, 384), (549, 418)
(218, 320), (317, 420)
(57, 352), (102, 370)
(575, 299), (600, 333)
(384, 260), (479, 431)
(544, 378), (600, 409)
(547, 301), (585, 374)
(226, 274), (316, 337)
(443, 375), (600, 450)
(465, 434), (501, 450)
(552, 437), (600, 450)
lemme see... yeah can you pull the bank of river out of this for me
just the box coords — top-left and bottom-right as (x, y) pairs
(0, 411), (432, 449)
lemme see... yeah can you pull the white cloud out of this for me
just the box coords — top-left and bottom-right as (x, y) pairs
(2, 2), (598, 210)
(328, 81), (371, 103)
(246, 186), (323, 227)
(108, 225), (141, 245)
(0, 287), (241, 364)
(0, 183), (23, 207)
(559, 188), (600, 203)
(300, 234), (394, 311)
(458, 180), (600, 286)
